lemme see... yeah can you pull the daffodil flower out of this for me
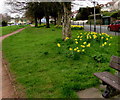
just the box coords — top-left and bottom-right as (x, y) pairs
(76, 47), (79, 49)
(106, 38), (108, 40)
(104, 42), (107, 45)
(65, 37), (69, 40)
(57, 43), (61, 47)
(74, 48), (77, 51)
(109, 43), (111, 46)
(102, 44), (104, 47)
(80, 39), (82, 41)
(75, 39), (77, 41)
(81, 45), (85, 48)
(86, 43), (90, 47)
(75, 41), (78, 44)
(69, 48), (72, 51)
(83, 42), (87, 44)
(77, 50), (80, 52)
(82, 49), (85, 52)
(110, 37), (112, 39)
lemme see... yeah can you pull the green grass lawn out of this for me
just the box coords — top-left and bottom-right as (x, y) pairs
(2, 25), (120, 98)
(1, 25), (29, 36)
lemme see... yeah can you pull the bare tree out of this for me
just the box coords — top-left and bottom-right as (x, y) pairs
(62, 2), (72, 40)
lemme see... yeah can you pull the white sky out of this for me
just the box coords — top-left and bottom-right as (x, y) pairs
(0, 0), (112, 17)
(0, 0), (6, 13)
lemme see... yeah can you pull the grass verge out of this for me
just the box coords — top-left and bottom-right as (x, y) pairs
(1, 25), (29, 36)
(2, 25), (119, 98)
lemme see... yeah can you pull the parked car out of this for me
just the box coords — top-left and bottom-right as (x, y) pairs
(108, 20), (120, 31)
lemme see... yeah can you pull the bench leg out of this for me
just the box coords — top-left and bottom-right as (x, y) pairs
(102, 85), (116, 98)
(102, 85), (111, 98)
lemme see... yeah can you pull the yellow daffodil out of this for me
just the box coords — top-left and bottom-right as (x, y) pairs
(81, 45), (85, 48)
(65, 37), (69, 40)
(74, 48), (77, 51)
(75, 39), (77, 41)
(110, 37), (112, 39)
(102, 44), (104, 47)
(102, 33), (105, 35)
(109, 43), (111, 46)
(80, 39), (82, 41)
(106, 38), (108, 40)
(104, 42), (107, 45)
(76, 47), (79, 49)
(69, 48), (72, 51)
(71, 25), (84, 28)
(89, 36), (92, 39)
(57, 43), (61, 47)
(101, 37), (104, 39)
(77, 36), (80, 38)
(87, 35), (89, 39)
(75, 41), (78, 44)
(86, 43), (90, 47)
(80, 36), (83, 38)
(83, 42), (87, 44)
(82, 49), (85, 52)
(77, 50), (80, 52)
(93, 35), (97, 39)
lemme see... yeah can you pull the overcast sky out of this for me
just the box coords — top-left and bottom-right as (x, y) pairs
(0, 0), (112, 17)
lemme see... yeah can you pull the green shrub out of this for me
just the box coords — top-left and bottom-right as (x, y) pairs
(2, 21), (7, 26)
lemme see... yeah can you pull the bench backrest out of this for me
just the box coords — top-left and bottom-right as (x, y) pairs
(110, 56), (120, 72)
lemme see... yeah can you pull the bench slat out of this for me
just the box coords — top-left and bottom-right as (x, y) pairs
(94, 72), (120, 91)
(110, 56), (120, 71)
(110, 56), (120, 64)
(94, 72), (120, 85)
(110, 62), (120, 72)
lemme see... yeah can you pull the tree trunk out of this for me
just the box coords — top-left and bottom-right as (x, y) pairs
(45, 15), (50, 28)
(39, 19), (41, 25)
(35, 15), (38, 27)
(57, 11), (62, 25)
(54, 17), (57, 25)
(62, 3), (71, 40)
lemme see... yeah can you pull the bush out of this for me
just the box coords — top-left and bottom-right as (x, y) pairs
(102, 10), (120, 18)
(71, 18), (76, 21)
(117, 17), (120, 20)
(88, 14), (102, 20)
(2, 21), (7, 26)
(111, 10), (120, 18)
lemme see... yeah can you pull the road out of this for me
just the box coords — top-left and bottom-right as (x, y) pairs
(84, 25), (120, 35)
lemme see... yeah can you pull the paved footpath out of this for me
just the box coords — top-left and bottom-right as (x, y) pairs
(0, 28), (25, 40)
(0, 28), (26, 98)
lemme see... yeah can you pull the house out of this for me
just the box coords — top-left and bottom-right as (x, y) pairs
(8, 17), (31, 25)
(101, 0), (120, 11)
(113, 0), (120, 10)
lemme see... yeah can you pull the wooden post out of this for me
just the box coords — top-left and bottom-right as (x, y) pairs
(90, 21), (91, 32)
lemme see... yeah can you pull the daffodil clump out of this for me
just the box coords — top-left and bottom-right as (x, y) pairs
(56, 32), (112, 60)
(55, 25), (62, 28)
(71, 25), (84, 30)
(55, 25), (84, 30)
(39, 24), (46, 27)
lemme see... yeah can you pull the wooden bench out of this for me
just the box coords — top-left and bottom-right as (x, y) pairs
(94, 56), (120, 98)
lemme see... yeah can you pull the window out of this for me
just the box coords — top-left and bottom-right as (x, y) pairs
(115, 21), (120, 24)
